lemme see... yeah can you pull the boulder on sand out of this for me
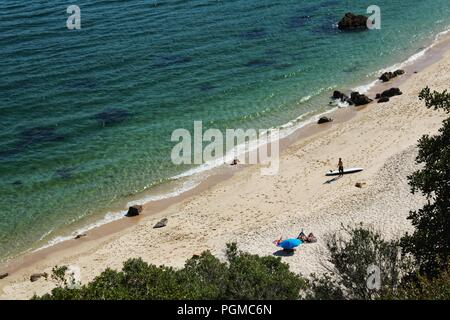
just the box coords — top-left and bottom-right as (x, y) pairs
(318, 116), (333, 124)
(379, 70), (405, 82)
(338, 13), (368, 30)
(380, 88), (402, 98)
(0, 272), (8, 280)
(30, 272), (48, 282)
(378, 97), (390, 103)
(350, 92), (373, 106)
(379, 72), (395, 82)
(153, 218), (168, 229)
(126, 205), (143, 217)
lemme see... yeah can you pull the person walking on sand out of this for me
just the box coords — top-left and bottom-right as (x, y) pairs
(338, 158), (344, 176)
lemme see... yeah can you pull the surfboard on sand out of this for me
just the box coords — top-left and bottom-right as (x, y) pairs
(325, 167), (363, 176)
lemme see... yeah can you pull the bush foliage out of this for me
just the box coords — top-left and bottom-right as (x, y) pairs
(35, 243), (306, 300)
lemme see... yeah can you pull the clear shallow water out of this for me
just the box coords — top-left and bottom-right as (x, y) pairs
(0, 0), (449, 260)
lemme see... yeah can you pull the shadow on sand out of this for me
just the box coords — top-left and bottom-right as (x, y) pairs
(323, 175), (343, 184)
(273, 249), (296, 257)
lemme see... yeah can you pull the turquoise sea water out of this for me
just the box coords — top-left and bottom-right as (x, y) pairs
(0, 0), (449, 261)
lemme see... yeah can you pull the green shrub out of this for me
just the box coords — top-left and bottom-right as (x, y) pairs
(34, 243), (306, 300)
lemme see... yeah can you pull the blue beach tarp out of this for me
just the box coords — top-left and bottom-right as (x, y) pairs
(277, 238), (302, 250)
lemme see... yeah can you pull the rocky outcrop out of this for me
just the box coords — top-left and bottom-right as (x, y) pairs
(318, 116), (333, 124)
(30, 272), (47, 282)
(332, 90), (354, 105)
(379, 70), (405, 82)
(378, 97), (390, 103)
(153, 218), (168, 229)
(126, 205), (143, 217)
(350, 92), (373, 106)
(338, 13), (368, 30)
(333, 90), (346, 100)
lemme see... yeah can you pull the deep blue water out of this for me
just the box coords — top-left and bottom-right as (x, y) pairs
(0, 0), (449, 260)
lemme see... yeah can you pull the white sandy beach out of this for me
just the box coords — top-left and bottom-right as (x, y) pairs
(0, 48), (449, 299)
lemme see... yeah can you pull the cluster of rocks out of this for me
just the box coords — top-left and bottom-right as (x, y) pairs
(379, 69), (405, 82)
(332, 90), (372, 106)
(338, 12), (368, 30)
(375, 87), (403, 103)
(125, 205), (168, 228)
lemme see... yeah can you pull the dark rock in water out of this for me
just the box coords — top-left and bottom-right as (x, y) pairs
(378, 97), (390, 103)
(338, 13), (368, 30)
(333, 90), (344, 100)
(153, 218), (168, 229)
(12, 180), (23, 186)
(30, 272), (47, 282)
(332, 90), (351, 104)
(126, 205), (143, 217)
(245, 59), (276, 68)
(20, 126), (64, 146)
(94, 108), (130, 126)
(55, 167), (76, 180)
(287, 15), (312, 29)
(239, 28), (267, 40)
(153, 55), (193, 68)
(200, 83), (216, 92)
(381, 88), (402, 98)
(0, 272), (8, 280)
(318, 116), (333, 124)
(350, 92), (373, 106)
(394, 69), (405, 76)
(74, 233), (87, 240)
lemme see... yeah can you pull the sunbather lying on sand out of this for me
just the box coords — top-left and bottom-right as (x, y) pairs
(297, 230), (317, 243)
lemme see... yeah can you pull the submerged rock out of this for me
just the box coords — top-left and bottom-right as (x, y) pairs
(338, 13), (368, 30)
(94, 108), (130, 127)
(153, 218), (168, 229)
(19, 126), (64, 146)
(240, 28), (267, 40)
(126, 205), (143, 217)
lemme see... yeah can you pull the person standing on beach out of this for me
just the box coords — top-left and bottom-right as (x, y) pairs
(338, 158), (344, 176)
